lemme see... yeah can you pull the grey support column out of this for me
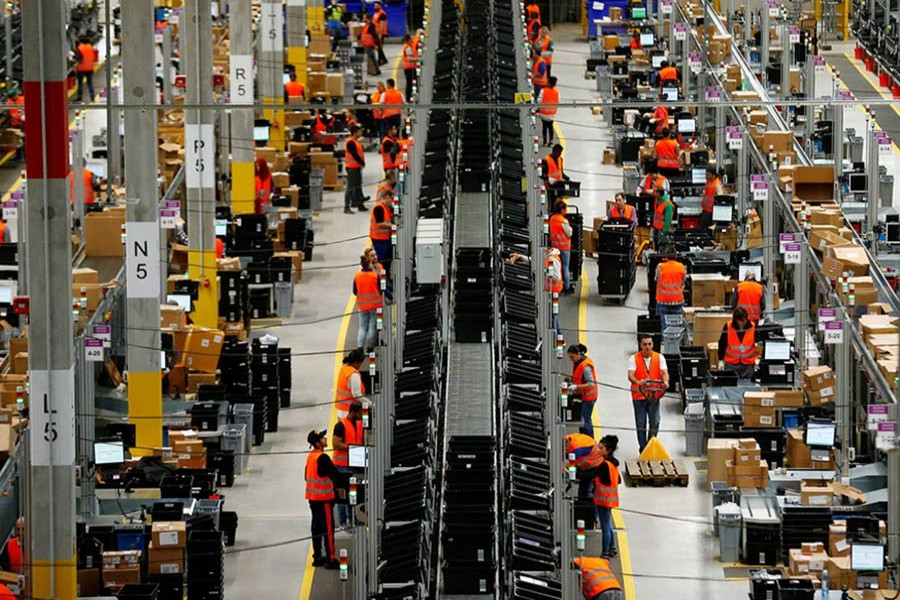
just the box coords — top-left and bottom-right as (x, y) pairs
(260, 0), (286, 150)
(866, 115), (880, 253)
(833, 312), (851, 478)
(793, 243), (809, 370)
(229, 0), (255, 214)
(761, 6), (770, 86)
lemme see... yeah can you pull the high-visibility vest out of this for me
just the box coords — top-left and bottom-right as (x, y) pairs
(402, 40), (419, 70)
(565, 433), (603, 470)
(659, 66), (678, 82)
(532, 58), (548, 87)
(526, 3), (541, 22)
(355, 269), (382, 310)
(539, 86), (559, 117)
(7, 536), (21, 572)
(652, 198), (672, 231)
(69, 168), (95, 204)
(381, 88), (403, 118)
(655, 260), (685, 304)
(375, 181), (395, 202)
(538, 35), (553, 62)
(412, 35), (422, 54)
(371, 90), (383, 120)
(305, 450), (335, 501)
(360, 23), (377, 47)
(573, 557), (622, 598)
(545, 253), (563, 294)
(640, 173), (667, 193)
(544, 154), (563, 183)
(610, 204), (634, 220)
(572, 356), (599, 402)
(216, 237), (224, 259)
(381, 135), (399, 169)
(7, 96), (23, 128)
(736, 280), (764, 323)
(631, 37), (642, 50)
(373, 9), (388, 36)
(655, 138), (680, 169)
(593, 460), (620, 508)
(702, 176), (720, 213)
(255, 174), (273, 213)
(285, 80), (305, 98)
(345, 137), (364, 170)
(549, 213), (571, 251)
(725, 322), (757, 366)
(335, 364), (365, 411)
(76, 43), (96, 72)
(527, 19), (541, 42)
(631, 351), (663, 400)
(653, 105), (668, 134)
(314, 114), (334, 136)
(333, 417), (364, 467)
(369, 200), (393, 242)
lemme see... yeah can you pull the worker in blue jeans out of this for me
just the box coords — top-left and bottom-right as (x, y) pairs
(627, 335), (670, 452)
(568, 343), (598, 438)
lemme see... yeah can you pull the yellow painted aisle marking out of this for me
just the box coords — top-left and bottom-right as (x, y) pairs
(835, 54), (900, 157)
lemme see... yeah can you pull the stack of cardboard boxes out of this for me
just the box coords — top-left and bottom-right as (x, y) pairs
(149, 521), (187, 576)
(802, 365), (835, 406)
(786, 428), (835, 469)
(102, 549), (142, 590)
(160, 300), (225, 395)
(858, 315), (899, 381)
(170, 429), (206, 469)
(718, 438), (769, 488)
(788, 539), (888, 589)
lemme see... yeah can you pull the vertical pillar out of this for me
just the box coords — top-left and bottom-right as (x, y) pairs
(866, 117), (880, 252)
(780, 20), (791, 113)
(287, 0), (308, 86)
(123, 0), (163, 454)
(22, 1), (77, 598)
(737, 111), (749, 217)
(834, 313), (851, 478)
(761, 6), (770, 86)
(793, 242), (808, 370)
(184, 0), (219, 328)
(714, 105), (725, 165)
(833, 74), (844, 180)
(230, 0), (255, 214)
(888, 403), (900, 568)
(762, 170), (776, 313)
(260, 0), (286, 150)
(72, 121), (85, 227)
(162, 26), (174, 105)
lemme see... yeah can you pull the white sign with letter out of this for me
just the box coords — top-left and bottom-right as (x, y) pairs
(126, 222), (161, 298)
(29, 368), (76, 466)
(185, 124), (215, 189)
(230, 54), (254, 105)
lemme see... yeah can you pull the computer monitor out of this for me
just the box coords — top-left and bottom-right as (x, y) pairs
(887, 221), (900, 244)
(348, 445), (369, 469)
(282, 72), (292, 86)
(805, 419), (836, 448)
(253, 126), (270, 142)
(851, 543), (884, 571)
(106, 423), (137, 448)
(640, 32), (655, 46)
(849, 172), (867, 193)
(160, 350), (167, 367)
(0, 243), (18, 266)
(215, 218), (228, 237)
(630, 6), (647, 19)
(662, 86), (678, 101)
(94, 441), (125, 466)
(166, 293), (192, 313)
(677, 118), (695, 134)
(85, 160), (106, 179)
(712, 204), (732, 223)
(738, 263), (762, 282)
(651, 53), (666, 68)
(763, 339), (791, 361)
(0, 283), (14, 305)
(691, 167), (706, 185)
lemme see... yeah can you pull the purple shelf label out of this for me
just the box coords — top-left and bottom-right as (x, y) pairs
(85, 338), (103, 348)
(93, 325), (111, 335)
(877, 422), (896, 433)
(825, 321), (843, 331)
(818, 308), (837, 319)
(160, 209), (177, 217)
(165, 200), (181, 209)
(868, 405), (889, 415)
(2, 201), (17, 209)
(9, 192), (24, 200)
(779, 233), (796, 242)
(784, 243), (802, 251)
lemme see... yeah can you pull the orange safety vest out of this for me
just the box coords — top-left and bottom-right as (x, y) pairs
(412, 35), (423, 54)
(7, 96), (23, 128)
(631, 351), (663, 400)
(77, 43), (96, 72)
(572, 356), (599, 402)
(538, 35), (553, 63)
(285, 80), (305, 98)
(610, 204), (634, 220)
(69, 168), (95, 204)
(544, 154), (563, 183)
(373, 9), (388, 36)
(631, 37), (642, 50)
(701, 176), (720, 213)
(255, 174), (273, 213)
(574, 557), (621, 598)
(369, 200), (393, 242)
(653, 105), (669, 134)
(736, 280), (764, 323)
(655, 138), (680, 169)
(652, 198), (672, 231)
(532, 58), (548, 87)
(360, 23), (377, 47)
(335, 364), (365, 411)
(659, 65), (678, 82)
(216, 237), (224, 259)
(544, 253), (563, 294)
(305, 449), (335, 501)
(655, 260), (684, 304)
(333, 417), (364, 467)
(371, 90), (383, 120)
(565, 433), (603, 470)
(345, 137), (364, 170)
(375, 181), (395, 202)
(314, 114), (334, 135)
(593, 460), (620, 508)
(381, 134), (399, 169)
(355, 268), (383, 311)
(641, 173), (667, 193)
(381, 88), (403, 118)
(725, 322), (757, 366)
(539, 86), (559, 117)
(549, 213), (571, 251)
(526, 3), (541, 22)
(402, 40), (419, 70)
(527, 19), (542, 42)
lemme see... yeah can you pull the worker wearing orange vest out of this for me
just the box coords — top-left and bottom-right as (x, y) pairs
(566, 432), (602, 498)
(75, 38), (97, 101)
(593, 435), (621, 558)
(719, 307), (758, 379)
(627, 335), (670, 451)
(335, 348), (368, 415)
(359, 13), (380, 75)
(380, 125), (400, 173)
(658, 60), (679, 88)
(381, 79), (404, 136)
(402, 34), (420, 101)
(527, 17), (542, 43)
(701, 166), (725, 228)
(371, 81), (385, 137)
(607, 193), (637, 224)
(733, 272), (764, 323)
(532, 49), (549, 96)
(313, 110), (336, 145)
(630, 31), (642, 50)
(397, 135), (413, 171)
(68, 167), (97, 205)
(255, 158), (274, 214)
(305, 430), (341, 569)
(372, 2), (389, 66)
(650, 100), (669, 136)
(549, 198), (573, 293)
(535, 26), (554, 77)
(635, 166), (669, 196)
(538, 76), (559, 146)
(332, 400), (364, 527)
(572, 557), (623, 600)
(652, 188), (675, 251)
(655, 129), (681, 172)
(542, 144), (569, 187)
(344, 125), (367, 214)
(567, 343), (599, 438)
(654, 256), (685, 316)
(284, 72), (305, 102)
(215, 237), (225, 259)
(353, 255), (383, 351)
(6, 88), (23, 129)
(370, 190), (394, 278)
(412, 28), (425, 54)
(525, 2), (541, 24)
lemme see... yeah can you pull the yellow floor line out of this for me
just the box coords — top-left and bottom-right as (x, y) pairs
(835, 53), (900, 158)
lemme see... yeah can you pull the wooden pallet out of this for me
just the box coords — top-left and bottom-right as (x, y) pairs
(625, 459), (689, 487)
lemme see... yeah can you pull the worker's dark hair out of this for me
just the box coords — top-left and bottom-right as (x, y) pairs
(615, 192), (625, 201)
(552, 143), (564, 153)
(660, 60), (669, 68)
(403, 34), (411, 42)
(669, 129), (677, 139)
(350, 125), (363, 135)
(344, 348), (366, 364)
(552, 199), (567, 214)
(599, 435), (619, 455)
(645, 161), (658, 173)
(548, 76), (558, 87)
(360, 254), (370, 267)
(289, 71), (297, 81)
(733, 307), (749, 321)
(349, 400), (363, 414)
(633, 31), (640, 37)
(386, 78), (396, 87)
(660, 128), (669, 137)
(637, 334), (654, 346)
(566, 343), (588, 355)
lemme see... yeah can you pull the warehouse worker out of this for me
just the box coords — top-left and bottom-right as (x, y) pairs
(654, 255), (685, 316)
(593, 435), (620, 559)
(380, 124), (401, 175)
(718, 307), (759, 380)
(375, 170), (397, 204)
(567, 343), (599, 438)
(325, 0), (346, 50)
(254, 158), (273, 215)
(532, 48), (549, 97)
(312, 109), (336, 145)
(305, 430), (341, 570)
(657, 60), (679, 89)
(370, 188), (394, 277)
(535, 26), (554, 77)
(527, 15), (542, 43)
(68, 166), (99, 205)
(538, 76), (559, 147)
(402, 34), (420, 101)
(733, 271), (765, 323)
(606, 193), (637, 224)
(75, 37), (98, 101)
(525, 1), (541, 24)
(6, 86), (23, 129)
(412, 27), (425, 54)
(366, 247), (393, 301)
(651, 187), (675, 251)
(649, 97), (669, 136)
(565, 432), (603, 498)
(372, 1), (389, 66)
(353, 254), (383, 352)
(572, 557), (623, 600)
(215, 237), (225, 259)
(655, 129), (681, 175)
(630, 31), (642, 50)
(542, 143), (570, 188)
(284, 72), (305, 102)
(381, 79), (404, 136)
(635, 162), (669, 196)
(701, 165), (725, 229)
(344, 125), (367, 214)
(371, 81), (385, 138)
(549, 199), (573, 294)
(359, 13), (380, 76)
(628, 334), (669, 452)
(332, 400), (364, 528)
(335, 349), (369, 417)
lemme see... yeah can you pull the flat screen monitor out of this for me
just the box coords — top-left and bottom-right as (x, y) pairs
(282, 72), (292, 86)
(160, 350), (167, 367)
(94, 441), (125, 466)
(739, 263), (762, 282)
(651, 53), (666, 68)
(630, 6), (647, 19)
(640, 32), (655, 46)
(712, 204), (732, 223)
(677, 118), (695, 134)
(0, 284), (14, 305)
(887, 221), (900, 244)
(253, 126), (270, 142)
(763, 339), (791, 361)
(662, 86), (678, 102)
(691, 168), (706, 185)
(805, 419), (836, 448)
(849, 172), (867, 193)
(851, 543), (884, 571)
(215, 218), (228, 237)
(348, 445), (369, 469)
(166, 293), (192, 313)
(85, 160), (106, 179)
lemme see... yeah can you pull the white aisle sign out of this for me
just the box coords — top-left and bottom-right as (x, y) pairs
(185, 124), (215, 189)
(126, 222), (162, 298)
(230, 55), (254, 105)
(29, 368), (76, 466)
(261, 3), (285, 53)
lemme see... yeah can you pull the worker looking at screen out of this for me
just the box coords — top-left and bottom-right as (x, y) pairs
(718, 307), (759, 380)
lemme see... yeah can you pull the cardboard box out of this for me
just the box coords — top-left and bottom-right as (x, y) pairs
(173, 439), (205, 457)
(186, 371), (217, 394)
(707, 342), (719, 365)
(762, 130), (794, 153)
(148, 543), (185, 575)
(788, 548), (828, 575)
(809, 227), (850, 254)
(102, 550), (142, 570)
(72, 267), (100, 285)
(602, 147), (616, 164)
(179, 328), (224, 373)
(809, 207), (844, 228)
(801, 542), (824, 553)
(743, 405), (777, 427)
(161, 305), (186, 329)
(693, 312), (732, 348)
(255, 146), (277, 165)
(0, 424), (15, 459)
(12, 352), (27, 375)
(768, 389), (805, 407)
(800, 481), (834, 506)
(793, 165), (835, 203)
(151, 521), (187, 548)
(825, 556), (857, 590)
(170, 244), (189, 274)
(603, 34), (619, 50)
(829, 520), (850, 557)
(836, 276), (879, 306)
(707, 438), (739, 489)
(77, 568), (101, 596)
(824, 245), (870, 277)
(608, 6), (622, 20)
(690, 274), (728, 307)
(102, 566), (141, 586)
(859, 315), (899, 337)
(84, 211), (125, 257)
(806, 386), (835, 406)
(743, 391), (776, 407)
(734, 444), (761, 463)
(325, 73), (344, 97)
(802, 365), (834, 391)
(273, 251), (303, 283)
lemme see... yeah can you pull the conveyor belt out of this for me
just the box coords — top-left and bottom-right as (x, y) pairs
(445, 342), (494, 436)
(455, 192), (491, 248)
(825, 53), (900, 147)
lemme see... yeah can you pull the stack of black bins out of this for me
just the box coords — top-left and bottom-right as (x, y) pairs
(250, 338), (280, 432)
(565, 207), (584, 285)
(454, 248), (493, 342)
(186, 530), (224, 600)
(596, 221), (635, 297)
(277, 348), (291, 408)
(219, 339), (250, 397)
(218, 268), (248, 324)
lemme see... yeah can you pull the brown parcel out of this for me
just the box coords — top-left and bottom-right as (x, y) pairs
(179, 329), (224, 373)
(801, 481), (834, 506)
(706, 438), (739, 490)
(151, 521), (187, 548)
(801, 365), (834, 391)
(148, 543), (185, 575)
(823, 245), (870, 278)
(84, 211), (125, 257)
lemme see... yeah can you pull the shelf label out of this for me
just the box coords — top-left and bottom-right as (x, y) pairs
(85, 338), (104, 362)
(817, 307), (837, 331)
(867, 404), (890, 431)
(661, 0), (672, 14)
(92, 324), (112, 348)
(160, 209), (177, 230)
(2, 200), (17, 221)
(876, 422), (896, 451)
(674, 22), (687, 41)
(752, 181), (769, 200)
(778, 232), (796, 253)
(230, 54), (254, 105)
(824, 320), (843, 344)
(29, 368), (76, 466)
(784, 243), (801, 264)
(185, 124), (215, 189)
(261, 2), (285, 53)
(125, 222), (161, 299)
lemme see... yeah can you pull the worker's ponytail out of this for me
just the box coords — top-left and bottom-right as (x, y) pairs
(600, 435), (619, 457)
